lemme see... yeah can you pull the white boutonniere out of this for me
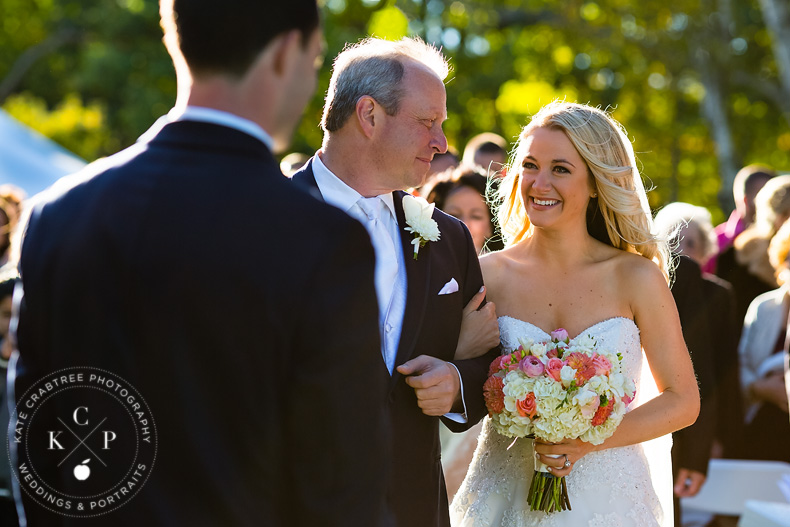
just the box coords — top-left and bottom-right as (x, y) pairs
(402, 194), (441, 260)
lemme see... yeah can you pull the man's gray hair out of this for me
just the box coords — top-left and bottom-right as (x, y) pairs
(321, 37), (450, 133)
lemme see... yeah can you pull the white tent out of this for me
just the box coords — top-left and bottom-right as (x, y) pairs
(0, 108), (86, 197)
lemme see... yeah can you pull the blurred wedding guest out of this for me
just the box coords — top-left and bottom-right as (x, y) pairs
(0, 277), (18, 526)
(0, 185), (25, 220)
(710, 165), (776, 272)
(737, 218), (790, 463)
(461, 132), (508, 176)
(424, 167), (504, 254)
(717, 175), (790, 335)
(655, 203), (737, 525)
(428, 147), (459, 179)
(654, 203), (743, 456)
(0, 196), (19, 266)
(10, 1), (388, 526)
(280, 151), (310, 177)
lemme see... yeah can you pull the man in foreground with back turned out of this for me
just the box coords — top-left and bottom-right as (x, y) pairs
(10, 1), (388, 525)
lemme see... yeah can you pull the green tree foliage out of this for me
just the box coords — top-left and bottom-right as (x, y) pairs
(2, 0), (788, 218)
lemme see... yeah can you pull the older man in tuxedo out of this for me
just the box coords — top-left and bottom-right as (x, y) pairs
(292, 38), (500, 527)
(10, 1), (388, 525)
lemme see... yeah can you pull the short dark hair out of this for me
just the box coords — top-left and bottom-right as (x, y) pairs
(162, 0), (320, 77)
(734, 164), (776, 202)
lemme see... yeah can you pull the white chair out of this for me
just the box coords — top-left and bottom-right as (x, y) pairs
(738, 500), (790, 527)
(681, 459), (790, 517)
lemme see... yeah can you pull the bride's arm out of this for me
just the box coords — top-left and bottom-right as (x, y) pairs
(453, 286), (499, 360)
(453, 253), (503, 360)
(536, 257), (700, 474)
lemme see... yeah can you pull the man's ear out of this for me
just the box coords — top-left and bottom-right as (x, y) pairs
(271, 30), (301, 77)
(356, 96), (377, 138)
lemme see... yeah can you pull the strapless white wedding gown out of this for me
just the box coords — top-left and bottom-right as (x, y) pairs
(451, 316), (673, 527)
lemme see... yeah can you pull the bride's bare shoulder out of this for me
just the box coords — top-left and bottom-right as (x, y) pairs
(480, 246), (521, 292)
(610, 251), (669, 294)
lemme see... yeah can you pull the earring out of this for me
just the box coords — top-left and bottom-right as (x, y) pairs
(591, 192), (598, 198)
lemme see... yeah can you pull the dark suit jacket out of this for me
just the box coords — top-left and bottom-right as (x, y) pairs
(670, 256), (717, 476)
(293, 159), (498, 527)
(12, 120), (389, 526)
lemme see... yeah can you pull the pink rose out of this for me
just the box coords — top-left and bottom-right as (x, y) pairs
(483, 376), (506, 414)
(550, 328), (569, 342)
(516, 392), (537, 419)
(488, 356), (503, 376)
(546, 358), (564, 382)
(546, 347), (559, 359)
(591, 353), (612, 376)
(519, 355), (545, 377)
(488, 354), (510, 376)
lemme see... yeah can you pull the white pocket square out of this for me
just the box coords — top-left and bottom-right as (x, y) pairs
(438, 278), (459, 295)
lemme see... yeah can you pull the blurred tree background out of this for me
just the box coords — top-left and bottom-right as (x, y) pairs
(2, 0), (789, 218)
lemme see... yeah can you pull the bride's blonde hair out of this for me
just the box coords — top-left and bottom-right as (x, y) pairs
(495, 101), (669, 280)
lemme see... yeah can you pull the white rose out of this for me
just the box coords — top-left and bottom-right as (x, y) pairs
(608, 372), (626, 397)
(560, 365), (577, 387)
(530, 342), (548, 357)
(586, 375), (608, 393)
(572, 387), (599, 412)
(575, 334), (596, 349)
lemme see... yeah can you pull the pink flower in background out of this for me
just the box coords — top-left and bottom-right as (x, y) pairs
(623, 392), (634, 406)
(546, 347), (559, 359)
(550, 328), (569, 341)
(517, 392), (537, 418)
(483, 375), (506, 414)
(546, 358), (564, 382)
(520, 355), (545, 377)
(591, 353), (612, 376)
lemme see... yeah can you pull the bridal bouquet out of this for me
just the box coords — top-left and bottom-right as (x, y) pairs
(483, 328), (636, 513)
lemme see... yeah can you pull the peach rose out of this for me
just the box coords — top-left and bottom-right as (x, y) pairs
(516, 392), (537, 419)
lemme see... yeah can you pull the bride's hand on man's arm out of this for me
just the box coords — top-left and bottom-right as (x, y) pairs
(454, 286), (500, 361)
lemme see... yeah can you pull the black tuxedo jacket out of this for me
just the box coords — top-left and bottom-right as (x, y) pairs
(670, 256), (716, 476)
(12, 120), (389, 526)
(293, 159), (498, 527)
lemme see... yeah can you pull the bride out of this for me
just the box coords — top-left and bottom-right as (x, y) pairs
(451, 102), (699, 527)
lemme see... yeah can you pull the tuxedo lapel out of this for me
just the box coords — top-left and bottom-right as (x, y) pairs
(392, 191), (431, 376)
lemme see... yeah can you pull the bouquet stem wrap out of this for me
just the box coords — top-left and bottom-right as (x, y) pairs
(528, 449), (570, 513)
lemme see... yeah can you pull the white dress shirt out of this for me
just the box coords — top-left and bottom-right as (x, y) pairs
(312, 154), (406, 374)
(166, 106), (275, 151)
